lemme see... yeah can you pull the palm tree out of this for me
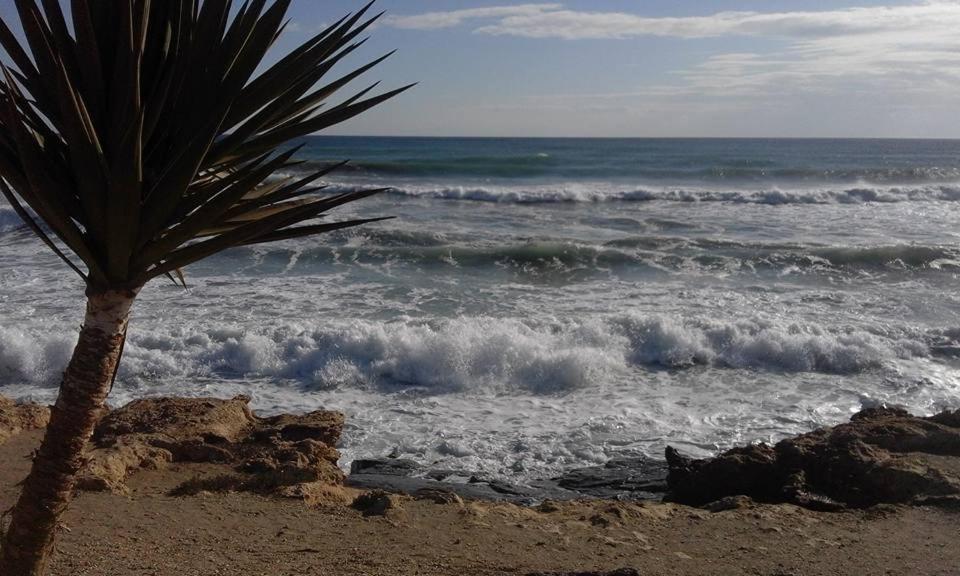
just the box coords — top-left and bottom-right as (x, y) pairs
(0, 1), (411, 574)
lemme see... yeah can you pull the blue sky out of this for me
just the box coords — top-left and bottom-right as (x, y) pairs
(276, 0), (960, 138)
(2, 0), (957, 137)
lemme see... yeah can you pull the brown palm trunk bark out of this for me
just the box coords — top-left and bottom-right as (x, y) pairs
(0, 289), (136, 576)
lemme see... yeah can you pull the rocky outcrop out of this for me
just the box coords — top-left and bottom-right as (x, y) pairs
(76, 396), (346, 499)
(0, 395), (50, 444)
(666, 407), (960, 510)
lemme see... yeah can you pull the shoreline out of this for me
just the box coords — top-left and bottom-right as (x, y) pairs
(2, 395), (958, 575)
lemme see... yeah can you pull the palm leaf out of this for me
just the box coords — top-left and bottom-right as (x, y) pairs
(0, 0), (409, 291)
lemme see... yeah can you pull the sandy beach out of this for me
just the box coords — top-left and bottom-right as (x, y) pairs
(2, 397), (958, 576)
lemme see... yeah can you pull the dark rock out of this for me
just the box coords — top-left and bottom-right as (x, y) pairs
(703, 495), (755, 512)
(349, 458), (421, 476)
(526, 569), (640, 576)
(352, 490), (397, 517)
(666, 407), (960, 510)
(929, 409), (960, 428)
(413, 487), (464, 505)
(346, 456), (669, 504)
(424, 469), (474, 482)
(666, 443), (779, 506)
(347, 473), (547, 505)
(553, 456), (668, 499)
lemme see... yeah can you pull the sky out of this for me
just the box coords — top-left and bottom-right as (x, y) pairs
(1, 0), (959, 138)
(275, 0), (960, 138)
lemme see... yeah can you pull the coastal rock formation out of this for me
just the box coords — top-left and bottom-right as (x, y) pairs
(666, 407), (960, 509)
(6, 393), (959, 513)
(0, 395), (50, 444)
(76, 395), (345, 497)
(346, 456), (669, 504)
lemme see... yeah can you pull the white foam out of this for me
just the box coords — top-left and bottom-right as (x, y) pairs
(1, 314), (955, 480)
(0, 326), (74, 387)
(0, 207), (24, 233)
(0, 314), (934, 392)
(617, 315), (925, 373)
(320, 182), (960, 205)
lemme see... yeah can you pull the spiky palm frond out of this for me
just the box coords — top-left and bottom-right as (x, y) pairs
(0, 0), (411, 291)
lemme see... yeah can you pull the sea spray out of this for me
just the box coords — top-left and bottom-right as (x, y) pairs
(0, 315), (937, 390)
(316, 182), (960, 205)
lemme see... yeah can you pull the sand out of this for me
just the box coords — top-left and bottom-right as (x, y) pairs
(2, 430), (958, 576)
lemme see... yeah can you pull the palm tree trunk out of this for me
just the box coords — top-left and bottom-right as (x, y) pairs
(0, 289), (136, 576)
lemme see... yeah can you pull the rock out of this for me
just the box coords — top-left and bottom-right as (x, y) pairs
(929, 409), (960, 428)
(349, 458), (421, 476)
(352, 490), (400, 517)
(77, 396), (345, 497)
(703, 495), (755, 512)
(413, 487), (464, 505)
(0, 396), (50, 444)
(553, 456), (668, 500)
(666, 407), (960, 509)
(76, 438), (172, 492)
(666, 443), (780, 506)
(347, 472), (548, 505)
(526, 569), (640, 576)
(93, 396), (255, 444)
(346, 457), (667, 504)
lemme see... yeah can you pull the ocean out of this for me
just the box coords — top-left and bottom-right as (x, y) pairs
(1, 136), (959, 480)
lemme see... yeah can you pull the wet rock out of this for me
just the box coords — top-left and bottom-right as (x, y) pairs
(347, 472), (553, 505)
(554, 456), (669, 499)
(0, 396), (50, 444)
(347, 456), (668, 504)
(665, 444), (780, 505)
(526, 569), (640, 576)
(666, 407), (960, 509)
(77, 396), (345, 497)
(349, 458), (421, 476)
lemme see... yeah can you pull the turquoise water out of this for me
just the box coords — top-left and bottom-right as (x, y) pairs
(1, 137), (959, 479)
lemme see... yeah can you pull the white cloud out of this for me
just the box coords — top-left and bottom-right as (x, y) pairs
(384, 4), (562, 31)
(387, 2), (960, 41)
(387, 2), (960, 99)
(378, 2), (960, 135)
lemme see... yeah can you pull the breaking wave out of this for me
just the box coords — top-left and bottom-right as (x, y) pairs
(0, 315), (940, 392)
(241, 234), (960, 275)
(0, 207), (24, 233)
(319, 182), (960, 205)
(300, 158), (960, 184)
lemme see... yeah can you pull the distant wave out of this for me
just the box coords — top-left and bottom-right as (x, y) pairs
(0, 314), (943, 393)
(302, 154), (558, 178)
(318, 183), (960, 205)
(301, 159), (960, 184)
(239, 232), (960, 275)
